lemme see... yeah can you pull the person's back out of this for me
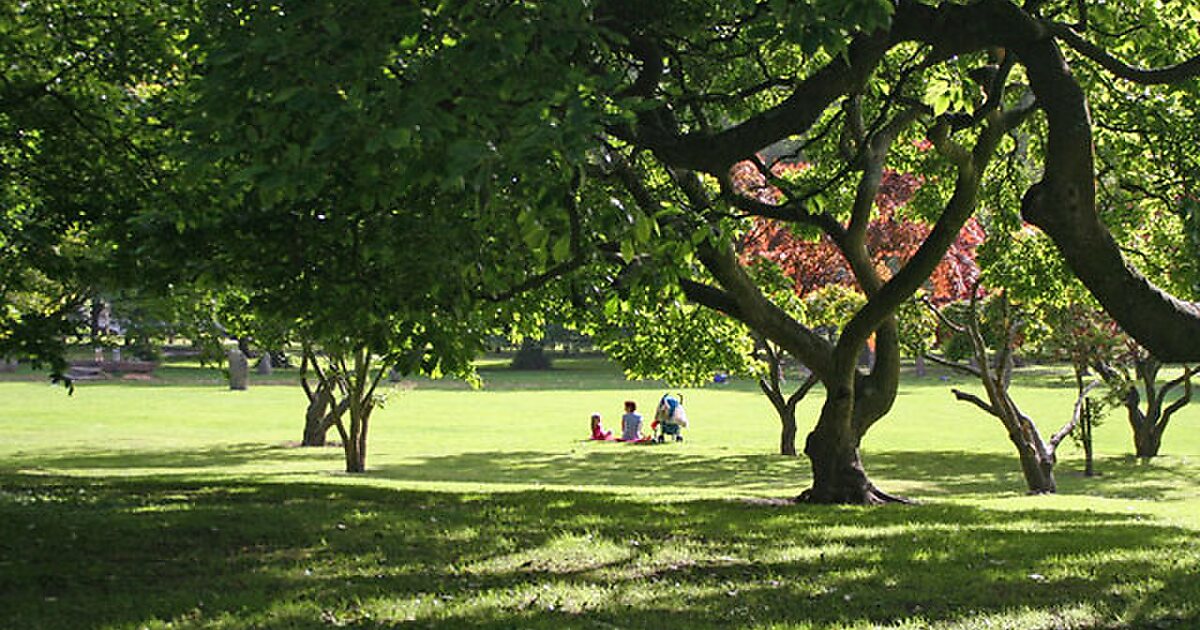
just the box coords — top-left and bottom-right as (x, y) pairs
(621, 400), (643, 441)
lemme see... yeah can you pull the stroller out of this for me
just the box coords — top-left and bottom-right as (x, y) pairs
(653, 393), (689, 442)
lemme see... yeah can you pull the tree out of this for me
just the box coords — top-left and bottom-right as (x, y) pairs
(20, 1), (1200, 501)
(0, 0), (191, 384)
(1042, 302), (1120, 476)
(170, 0), (1200, 503)
(1096, 347), (1196, 460)
(928, 290), (1095, 493)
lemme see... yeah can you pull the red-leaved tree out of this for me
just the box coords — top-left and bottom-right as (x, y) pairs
(736, 163), (982, 303)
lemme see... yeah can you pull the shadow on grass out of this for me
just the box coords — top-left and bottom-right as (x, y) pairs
(13, 444), (1199, 503)
(2, 442), (341, 472)
(1, 474), (1197, 629)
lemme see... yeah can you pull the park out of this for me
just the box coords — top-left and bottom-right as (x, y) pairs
(4, 0), (1200, 628)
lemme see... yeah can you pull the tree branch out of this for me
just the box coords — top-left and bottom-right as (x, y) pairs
(1051, 379), (1100, 449)
(926, 353), (982, 378)
(631, 31), (890, 174)
(1048, 22), (1200, 85)
(952, 388), (998, 416)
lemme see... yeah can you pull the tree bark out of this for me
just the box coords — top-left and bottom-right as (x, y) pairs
(1107, 358), (1194, 459)
(797, 359), (904, 504)
(1081, 402), (1095, 477)
(302, 384), (331, 447)
(1012, 439), (1057, 494)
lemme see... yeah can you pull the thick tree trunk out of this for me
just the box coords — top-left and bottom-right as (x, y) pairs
(1012, 439), (1057, 494)
(302, 384), (332, 447)
(797, 375), (900, 504)
(1130, 412), (1162, 459)
(302, 418), (328, 447)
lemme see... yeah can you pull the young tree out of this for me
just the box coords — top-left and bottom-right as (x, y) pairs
(1096, 348), (1196, 460)
(928, 290), (1095, 493)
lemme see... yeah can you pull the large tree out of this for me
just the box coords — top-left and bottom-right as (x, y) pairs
(0, 0), (191, 382)
(171, 0), (1200, 503)
(13, 1), (1200, 502)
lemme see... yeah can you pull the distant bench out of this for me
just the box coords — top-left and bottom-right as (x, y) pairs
(68, 360), (159, 380)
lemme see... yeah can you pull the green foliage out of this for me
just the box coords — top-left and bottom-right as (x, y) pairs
(0, 0), (194, 380)
(586, 285), (757, 387)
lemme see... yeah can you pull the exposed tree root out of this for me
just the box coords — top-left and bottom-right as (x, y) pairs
(794, 484), (913, 505)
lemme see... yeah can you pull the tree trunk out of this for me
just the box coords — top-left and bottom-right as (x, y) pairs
(1012, 438), (1057, 494)
(797, 376), (898, 504)
(1081, 398), (1096, 477)
(914, 353), (926, 378)
(780, 413), (798, 457)
(89, 299), (104, 344)
(301, 384), (332, 447)
(1130, 414), (1162, 459)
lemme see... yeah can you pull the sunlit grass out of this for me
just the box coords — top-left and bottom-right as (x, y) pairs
(1, 358), (1198, 628)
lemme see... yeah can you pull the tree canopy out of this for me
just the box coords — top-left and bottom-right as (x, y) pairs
(5, 0), (1200, 500)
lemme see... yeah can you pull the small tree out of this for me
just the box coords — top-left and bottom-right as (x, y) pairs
(1096, 348), (1196, 459)
(297, 345), (388, 472)
(1042, 301), (1123, 475)
(928, 291), (1093, 494)
(754, 335), (819, 457)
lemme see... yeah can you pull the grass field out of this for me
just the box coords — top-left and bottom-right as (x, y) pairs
(1, 357), (1198, 629)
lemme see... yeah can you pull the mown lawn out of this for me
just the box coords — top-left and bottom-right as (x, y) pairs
(1, 357), (1198, 628)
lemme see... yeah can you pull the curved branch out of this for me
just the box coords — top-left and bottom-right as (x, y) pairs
(952, 388), (998, 416)
(1160, 366), (1195, 427)
(635, 32), (890, 174)
(1051, 379), (1100, 449)
(1048, 22), (1200, 85)
(891, 0), (1200, 362)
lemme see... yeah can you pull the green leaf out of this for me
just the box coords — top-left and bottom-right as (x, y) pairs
(385, 128), (412, 150)
(551, 235), (571, 262)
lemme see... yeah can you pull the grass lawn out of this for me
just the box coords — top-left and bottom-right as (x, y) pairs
(1, 357), (1198, 629)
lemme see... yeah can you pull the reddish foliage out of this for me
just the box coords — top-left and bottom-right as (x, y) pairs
(733, 159), (981, 303)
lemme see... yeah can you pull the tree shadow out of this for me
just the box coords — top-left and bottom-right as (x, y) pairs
(2, 475), (1196, 629)
(13, 445), (1197, 503)
(1, 442), (339, 472)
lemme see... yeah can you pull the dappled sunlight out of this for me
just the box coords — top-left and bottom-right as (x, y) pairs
(3, 475), (1198, 628)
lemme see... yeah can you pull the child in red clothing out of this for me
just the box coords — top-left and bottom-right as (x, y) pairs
(589, 413), (614, 440)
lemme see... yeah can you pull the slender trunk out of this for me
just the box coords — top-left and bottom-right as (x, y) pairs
(757, 342), (813, 457)
(341, 348), (379, 473)
(780, 413), (798, 457)
(914, 353), (926, 378)
(1081, 398), (1096, 477)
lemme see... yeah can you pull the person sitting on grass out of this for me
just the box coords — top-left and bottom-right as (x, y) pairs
(620, 400), (644, 442)
(589, 412), (613, 441)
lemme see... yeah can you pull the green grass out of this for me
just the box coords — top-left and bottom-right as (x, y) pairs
(1, 358), (1198, 629)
